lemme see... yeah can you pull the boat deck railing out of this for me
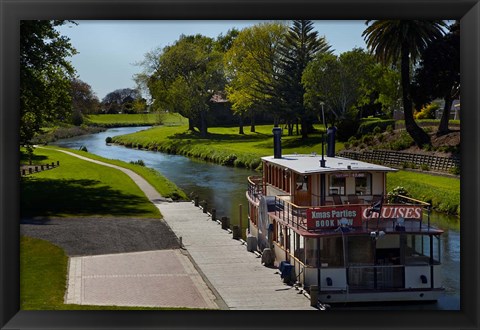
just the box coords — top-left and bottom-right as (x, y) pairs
(247, 176), (433, 231)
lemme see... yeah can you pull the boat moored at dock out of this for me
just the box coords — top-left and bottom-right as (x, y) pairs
(246, 128), (445, 304)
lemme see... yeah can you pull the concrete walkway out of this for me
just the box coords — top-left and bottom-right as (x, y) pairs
(48, 148), (314, 310)
(156, 202), (314, 310)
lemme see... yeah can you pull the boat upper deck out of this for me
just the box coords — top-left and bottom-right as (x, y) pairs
(262, 154), (397, 175)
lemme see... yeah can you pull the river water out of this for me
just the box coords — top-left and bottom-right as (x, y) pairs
(51, 126), (460, 310)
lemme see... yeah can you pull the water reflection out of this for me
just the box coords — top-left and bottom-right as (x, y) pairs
(51, 126), (460, 310)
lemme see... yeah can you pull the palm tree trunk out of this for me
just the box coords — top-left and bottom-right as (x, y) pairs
(401, 44), (431, 147)
(437, 96), (452, 135)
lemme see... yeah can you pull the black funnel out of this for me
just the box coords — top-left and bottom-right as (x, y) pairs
(327, 126), (336, 157)
(273, 127), (282, 159)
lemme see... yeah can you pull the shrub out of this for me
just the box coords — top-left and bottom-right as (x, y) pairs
(414, 103), (439, 120)
(105, 136), (113, 144)
(420, 164), (430, 171)
(388, 131), (414, 150)
(387, 186), (410, 203)
(79, 146), (88, 152)
(130, 159), (145, 166)
(449, 166), (460, 175)
(357, 119), (395, 136)
(386, 125), (394, 134)
(336, 118), (360, 141)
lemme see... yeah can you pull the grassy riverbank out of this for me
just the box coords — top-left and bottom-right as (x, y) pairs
(111, 124), (459, 216)
(85, 112), (186, 127)
(111, 124), (341, 170)
(387, 171), (460, 216)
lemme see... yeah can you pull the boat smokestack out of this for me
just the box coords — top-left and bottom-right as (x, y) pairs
(273, 127), (282, 159)
(327, 126), (336, 157)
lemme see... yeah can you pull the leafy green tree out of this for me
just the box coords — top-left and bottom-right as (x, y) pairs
(411, 21), (460, 135)
(148, 34), (225, 136)
(20, 20), (77, 144)
(224, 22), (288, 133)
(101, 88), (142, 114)
(362, 20), (447, 147)
(70, 78), (100, 116)
(277, 20), (332, 138)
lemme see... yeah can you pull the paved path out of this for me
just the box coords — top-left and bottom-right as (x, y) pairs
(44, 147), (314, 310)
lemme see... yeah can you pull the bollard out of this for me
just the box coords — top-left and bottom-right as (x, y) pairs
(310, 285), (319, 307)
(194, 196), (199, 207)
(57, 161), (60, 166)
(221, 216), (230, 230)
(34, 166), (38, 172)
(51, 162), (55, 167)
(29, 168), (32, 174)
(211, 208), (216, 221)
(22, 169), (26, 176)
(46, 164), (50, 169)
(232, 225), (241, 239)
(202, 201), (208, 213)
(41, 165), (44, 171)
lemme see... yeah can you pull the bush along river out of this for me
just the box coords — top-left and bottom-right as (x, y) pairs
(51, 126), (460, 310)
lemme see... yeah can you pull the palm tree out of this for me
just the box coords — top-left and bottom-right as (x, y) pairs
(362, 20), (447, 147)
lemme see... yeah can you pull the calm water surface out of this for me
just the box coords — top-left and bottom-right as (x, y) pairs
(51, 126), (460, 310)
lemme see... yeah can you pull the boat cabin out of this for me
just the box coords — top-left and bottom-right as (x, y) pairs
(246, 128), (444, 304)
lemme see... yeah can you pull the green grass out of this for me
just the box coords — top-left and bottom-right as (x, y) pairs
(48, 147), (188, 201)
(85, 113), (187, 127)
(111, 124), (343, 170)
(20, 236), (194, 310)
(387, 171), (460, 216)
(21, 147), (162, 218)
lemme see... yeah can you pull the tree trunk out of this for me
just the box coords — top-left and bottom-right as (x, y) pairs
(200, 109), (208, 137)
(300, 117), (308, 139)
(437, 96), (453, 135)
(239, 116), (244, 135)
(401, 43), (431, 147)
(250, 113), (256, 133)
(188, 118), (195, 131)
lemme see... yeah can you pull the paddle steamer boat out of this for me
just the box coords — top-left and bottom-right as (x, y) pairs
(246, 127), (444, 303)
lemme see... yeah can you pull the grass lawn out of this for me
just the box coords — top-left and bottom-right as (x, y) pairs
(21, 147), (162, 218)
(85, 113), (187, 127)
(387, 171), (460, 215)
(111, 124), (342, 170)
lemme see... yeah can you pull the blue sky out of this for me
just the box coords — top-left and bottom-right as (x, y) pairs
(57, 20), (368, 100)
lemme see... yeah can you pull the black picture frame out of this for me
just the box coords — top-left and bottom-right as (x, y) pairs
(1, 0), (478, 329)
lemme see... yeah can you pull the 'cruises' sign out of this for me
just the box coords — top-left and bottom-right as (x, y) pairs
(306, 205), (423, 230)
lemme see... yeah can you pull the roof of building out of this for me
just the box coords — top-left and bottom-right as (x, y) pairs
(261, 154), (397, 175)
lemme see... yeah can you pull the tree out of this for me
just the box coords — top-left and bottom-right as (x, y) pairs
(224, 22), (288, 133)
(362, 20), (447, 147)
(101, 88), (142, 114)
(70, 78), (100, 116)
(411, 21), (460, 135)
(20, 20), (77, 144)
(277, 20), (332, 138)
(148, 34), (225, 136)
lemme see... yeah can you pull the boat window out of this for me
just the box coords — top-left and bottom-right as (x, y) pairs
(320, 237), (344, 267)
(305, 238), (318, 267)
(296, 174), (308, 191)
(354, 172), (372, 195)
(329, 175), (346, 195)
(405, 234), (440, 265)
(347, 236), (374, 265)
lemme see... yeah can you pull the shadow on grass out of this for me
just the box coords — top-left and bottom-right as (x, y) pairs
(21, 178), (152, 218)
(20, 150), (48, 163)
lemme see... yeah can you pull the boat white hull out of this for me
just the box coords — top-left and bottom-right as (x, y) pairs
(318, 289), (444, 304)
